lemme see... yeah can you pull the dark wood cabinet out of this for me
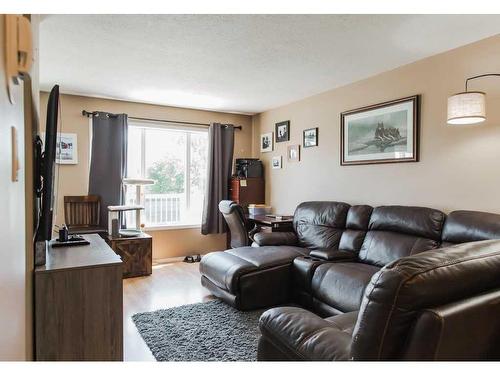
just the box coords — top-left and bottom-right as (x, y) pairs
(229, 177), (265, 209)
(105, 233), (152, 278)
(35, 234), (123, 361)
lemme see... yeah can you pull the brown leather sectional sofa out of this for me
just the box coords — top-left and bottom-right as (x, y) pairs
(199, 201), (500, 360)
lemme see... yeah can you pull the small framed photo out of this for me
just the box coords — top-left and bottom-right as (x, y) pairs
(42, 132), (78, 164)
(272, 156), (282, 169)
(287, 145), (300, 162)
(303, 127), (318, 148)
(275, 120), (290, 143)
(260, 132), (273, 153)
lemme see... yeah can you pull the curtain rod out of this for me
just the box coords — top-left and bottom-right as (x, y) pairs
(82, 110), (242, 130)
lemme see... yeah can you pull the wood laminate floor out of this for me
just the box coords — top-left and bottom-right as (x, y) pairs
(123, 261), (215, 361)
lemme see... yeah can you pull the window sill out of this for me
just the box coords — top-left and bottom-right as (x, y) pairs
(143, 224), (201, 232)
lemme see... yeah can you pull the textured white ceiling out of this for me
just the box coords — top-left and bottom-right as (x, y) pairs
(40, 15), (500, 114)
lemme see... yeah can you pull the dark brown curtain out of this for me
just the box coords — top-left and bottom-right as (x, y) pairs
(88, 112), (128, 228)
(201, 123), (235, 234)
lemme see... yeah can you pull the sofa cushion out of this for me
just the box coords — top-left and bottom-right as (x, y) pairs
(358, 206), (445, 266)
(368, 206), (445, 240)
(442, 210), (500, 245)
(226, 245), (308, 268)
(346, 205), (373, 230)
(324, 310), (359, 335)
(252, 232), (298, 246)
(334, 205), (373, 254)
(359, 231), (440, 267)
(338, 229), (366, 253)
(293, 201), (350, 250)
(312, 262), (380, 313)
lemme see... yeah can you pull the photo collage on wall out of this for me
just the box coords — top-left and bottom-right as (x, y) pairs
(261, 119), (319, 170)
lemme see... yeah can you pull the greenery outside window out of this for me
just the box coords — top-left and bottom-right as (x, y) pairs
(126, 121), (208, 228)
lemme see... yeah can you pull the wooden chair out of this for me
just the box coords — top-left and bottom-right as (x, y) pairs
(64, 195), (107, 234)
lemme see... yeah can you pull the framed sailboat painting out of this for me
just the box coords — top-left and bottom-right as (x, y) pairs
(340, 95), (420, 166)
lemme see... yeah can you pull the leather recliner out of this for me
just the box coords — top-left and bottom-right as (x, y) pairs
(258, 239), (500, 360)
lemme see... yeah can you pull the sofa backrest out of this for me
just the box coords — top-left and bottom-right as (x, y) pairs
(293, 202), (500, 261)
(441, 210), (500, 247)
(293, 201), (350, 250)
(350, 240), (500, 360)
(358, 206), (445, 267)
(338, 205), (373, 253)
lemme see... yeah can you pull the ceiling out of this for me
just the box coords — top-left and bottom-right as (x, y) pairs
(39, 15), (500, 114)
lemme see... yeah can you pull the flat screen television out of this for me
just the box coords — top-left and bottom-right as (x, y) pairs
(34, 84), (59, 247)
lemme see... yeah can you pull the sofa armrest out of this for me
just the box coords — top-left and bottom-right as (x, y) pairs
(253, 231), (298, 246)
(258, 306), (352, 361)
(309, 249), (357, 261)
(292, 256), (327, 295)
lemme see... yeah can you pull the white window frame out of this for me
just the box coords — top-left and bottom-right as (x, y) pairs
(127, 120), (208, 230)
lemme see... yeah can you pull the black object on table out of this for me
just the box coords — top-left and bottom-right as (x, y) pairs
(51, 234), (90, 247)
(246, 214), (294, 232)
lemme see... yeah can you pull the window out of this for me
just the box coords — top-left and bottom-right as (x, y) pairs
(126, 121), (208, 228)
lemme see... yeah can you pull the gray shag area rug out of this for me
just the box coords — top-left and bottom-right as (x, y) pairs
(132, 300), (265, 361)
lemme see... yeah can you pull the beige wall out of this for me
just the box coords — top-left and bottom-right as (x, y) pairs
(252, 35), (500, 215)
(39, 93), (253, 259)
(0, 15), (27, 360)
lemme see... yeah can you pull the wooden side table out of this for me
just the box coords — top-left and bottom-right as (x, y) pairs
(104, 233), (152, 278)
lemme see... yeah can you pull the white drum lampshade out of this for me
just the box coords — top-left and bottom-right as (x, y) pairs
(447, 91), (486, 125)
